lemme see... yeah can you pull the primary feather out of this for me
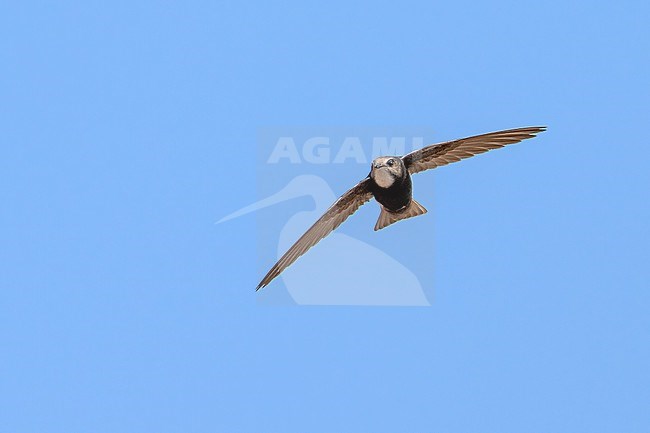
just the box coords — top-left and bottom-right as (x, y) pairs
(402, 126), (546, 174)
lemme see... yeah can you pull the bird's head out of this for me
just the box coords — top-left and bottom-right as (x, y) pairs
(370, 156), (405, 188)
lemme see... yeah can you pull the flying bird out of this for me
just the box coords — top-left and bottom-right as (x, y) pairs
(257, 126), (546, 290)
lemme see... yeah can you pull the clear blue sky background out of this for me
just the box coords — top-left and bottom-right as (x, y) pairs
(2, 1), (649, 432)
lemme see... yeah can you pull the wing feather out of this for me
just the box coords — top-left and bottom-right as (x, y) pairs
(257, 178), (373, 290)
(402, 126), (546, 174)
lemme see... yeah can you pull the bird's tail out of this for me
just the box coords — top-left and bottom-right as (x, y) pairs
(374, 199), (427, 231)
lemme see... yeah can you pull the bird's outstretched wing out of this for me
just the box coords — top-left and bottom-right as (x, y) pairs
(257, 178), (373, 290)
(401, 126), (546, 175)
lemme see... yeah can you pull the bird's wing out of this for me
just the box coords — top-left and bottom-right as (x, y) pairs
(257, 178), (374, 290)
(401, 126), (546, 175)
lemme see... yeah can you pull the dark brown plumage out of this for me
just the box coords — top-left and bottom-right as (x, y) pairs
(257, 126), (546, 289)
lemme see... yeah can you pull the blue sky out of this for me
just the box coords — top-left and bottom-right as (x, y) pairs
(1, 1), (649, 432)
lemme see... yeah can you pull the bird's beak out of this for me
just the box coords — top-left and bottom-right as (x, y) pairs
(216, 181), (301, 224)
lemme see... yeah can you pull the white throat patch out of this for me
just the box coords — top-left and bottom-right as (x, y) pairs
(373, 169), (395, 188)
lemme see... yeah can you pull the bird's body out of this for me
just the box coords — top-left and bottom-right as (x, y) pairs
(369, 157), (412, 211)
(256, 126), (547, 289)
(367, 156), (427, 230)
(370, 174), (412, 211)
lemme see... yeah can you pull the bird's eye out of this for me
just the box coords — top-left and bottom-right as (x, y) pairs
(387, 159), (394, 166)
